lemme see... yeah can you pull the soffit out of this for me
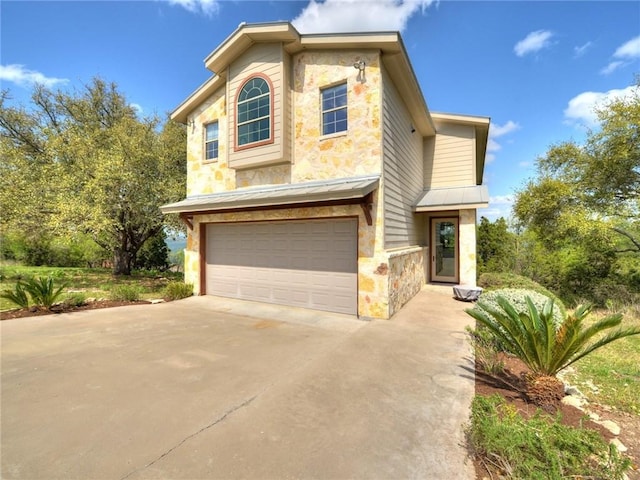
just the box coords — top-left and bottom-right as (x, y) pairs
(414, 185), (489, 212)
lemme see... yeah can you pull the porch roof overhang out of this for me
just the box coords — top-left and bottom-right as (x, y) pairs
(413, 185), (489, 212)
(161, 174), (379, 224)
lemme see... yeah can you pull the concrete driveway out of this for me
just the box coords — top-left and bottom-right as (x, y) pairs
(1, 287), (475, 479)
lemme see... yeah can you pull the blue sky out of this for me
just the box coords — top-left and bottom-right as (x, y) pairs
(2, 0), (639, 221)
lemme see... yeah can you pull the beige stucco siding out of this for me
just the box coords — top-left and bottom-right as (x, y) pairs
(424, 123), (476, 187)
(228, 43), (285, 169)
(381, 67), (424, 248)
(292, 50), (382, 182)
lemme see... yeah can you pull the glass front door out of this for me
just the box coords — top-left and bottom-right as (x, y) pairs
(431, 218), (459, 283)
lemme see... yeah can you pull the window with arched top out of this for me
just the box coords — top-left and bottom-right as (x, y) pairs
(236, 76), (272, 147)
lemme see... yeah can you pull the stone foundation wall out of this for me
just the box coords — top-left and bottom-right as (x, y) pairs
(388, 247), (427, 317)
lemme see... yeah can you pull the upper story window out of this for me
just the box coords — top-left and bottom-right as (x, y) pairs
(321, 83), (348, 135)
(205, 121), (219, 161)
(237, 76), (271, 147)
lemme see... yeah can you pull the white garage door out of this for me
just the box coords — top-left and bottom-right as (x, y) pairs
(205, 219), (358, 315)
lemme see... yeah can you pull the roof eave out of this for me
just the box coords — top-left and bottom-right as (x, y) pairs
(204, 22), (301, 73)
(171, 75), (225, 124)
(414, 202), (489, 213)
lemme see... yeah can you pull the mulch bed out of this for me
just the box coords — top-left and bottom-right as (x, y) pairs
(473, 353), (640, 479)
(0, 300), (152, 320)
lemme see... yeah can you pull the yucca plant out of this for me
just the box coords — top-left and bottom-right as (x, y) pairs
(22, 276), (67, 309)
(0, 282), (31, 309)
(466, 295), (640, 410)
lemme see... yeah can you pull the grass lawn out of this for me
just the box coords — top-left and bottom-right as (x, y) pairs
(0, 265), (184, 311)
(565, 306), (640, 415)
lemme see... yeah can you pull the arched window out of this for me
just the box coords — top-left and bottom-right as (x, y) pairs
(236, 76), (271, 147)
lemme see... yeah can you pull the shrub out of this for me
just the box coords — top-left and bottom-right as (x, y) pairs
(163, 282), (193, 301)
(465, 325), (505, 375)
(62, 293), (87, 308)
(22, 276), (66, 309)
(467, 395), (631, 479)
(478, 272), (562, 302)
(473, 288), (567, 327)
(0, 282), (30, 309)
(110, 284), (142, 302)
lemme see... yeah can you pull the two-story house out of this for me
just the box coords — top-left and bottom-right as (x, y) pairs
(161, 22), (489, 319)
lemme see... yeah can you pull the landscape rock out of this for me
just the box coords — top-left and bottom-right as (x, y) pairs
(596, 419), (621, 436)
(584, 379), (600, 394)
(564, 385), (582, 396)
(561, 395), (586, 410)
(150, 299), (165, 304)
(609, 438), (628, 453)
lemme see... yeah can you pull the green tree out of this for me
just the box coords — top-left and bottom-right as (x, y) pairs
(134, 229), (169, 271)
(0, 79), (186, 274)
(513, 83), (639, 303)
(477, 216), (516, 274)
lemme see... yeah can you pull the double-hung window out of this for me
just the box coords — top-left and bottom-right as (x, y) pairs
(205, 121), (219, 161)
(321, 83), (347, 135)
(237, 76), (271, 147)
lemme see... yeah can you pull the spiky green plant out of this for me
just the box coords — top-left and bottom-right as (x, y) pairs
(0, 282), (31, 309)
(466, 295), (640, 408)
(22, 276), (67, 309)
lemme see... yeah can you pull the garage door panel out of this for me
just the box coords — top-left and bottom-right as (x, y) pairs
(206, 219), (357, 315)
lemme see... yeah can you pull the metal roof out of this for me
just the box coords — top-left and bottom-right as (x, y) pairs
(161, 174), (380, 214)
(414, 185), (489, 212)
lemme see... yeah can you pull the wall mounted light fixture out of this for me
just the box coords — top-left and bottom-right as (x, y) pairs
(353, 60), (366, 84)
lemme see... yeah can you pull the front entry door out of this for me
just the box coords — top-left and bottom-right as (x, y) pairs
(431, 218), (459, 283)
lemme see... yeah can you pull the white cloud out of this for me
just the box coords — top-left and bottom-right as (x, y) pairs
(599, 35), (640, 76)
(485, 120), (520, 164)
(564, 85), (637, 126)
(130, 103), (143, 114)
(613, 35), (640, 59)
(292, 0), (435, 34)
(478, 195), (515, 221)
(514, 30), (554, 57)
(490, 120), (520, 138)
(600, 60), (624, 76)
(0, 64), (68, 88)
(167, 0), (219, 16)
(573, 41), (592, 58)
(490, 195), (514, 206)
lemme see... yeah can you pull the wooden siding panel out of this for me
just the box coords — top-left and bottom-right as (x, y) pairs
(424, 123), (475, 187)
(228, 43), (285, 168)
(381, 67), (424, 248)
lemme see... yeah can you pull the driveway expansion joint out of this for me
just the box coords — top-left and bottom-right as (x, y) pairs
(119, 393), (258, 480)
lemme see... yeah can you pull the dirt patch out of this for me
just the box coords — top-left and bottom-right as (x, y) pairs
(473, 354), (640, 478)
(0, 300), (153, 320)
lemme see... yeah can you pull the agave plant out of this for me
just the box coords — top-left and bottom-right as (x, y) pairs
(466, 295), (640, 409)
(22, 276), (67, 310)
(0, 281), (30, 309)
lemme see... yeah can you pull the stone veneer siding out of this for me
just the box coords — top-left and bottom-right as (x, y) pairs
(183, 192), (396, 319)
(387, 247), (427, 317)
